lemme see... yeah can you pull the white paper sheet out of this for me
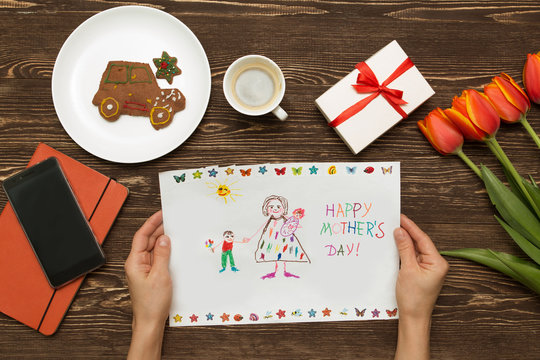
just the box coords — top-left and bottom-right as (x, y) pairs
(159, 162), (400, 326)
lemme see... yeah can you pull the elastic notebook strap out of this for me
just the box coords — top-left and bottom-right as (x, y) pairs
(89, 177), (113, 222)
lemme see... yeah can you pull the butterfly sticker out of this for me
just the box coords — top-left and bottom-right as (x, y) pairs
(264, 311), (273, 319)
(346, 166), (357, 174)
(275, 167), (286, 175)
(240, 168), (252, 177)
(173, 173), (186, 183)
(386, 308), (398, 317)
(381, 166), (392, 175)
(355, 308), (366, 317)
(292, 167), (302, 176)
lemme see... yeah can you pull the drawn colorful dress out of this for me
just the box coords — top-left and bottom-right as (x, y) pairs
(254, 215), (310, 263)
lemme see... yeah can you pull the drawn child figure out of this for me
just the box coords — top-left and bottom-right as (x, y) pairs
(245, 195), (310, 280)
(280, 208), (305, 237)
(211, 230), (242, 273)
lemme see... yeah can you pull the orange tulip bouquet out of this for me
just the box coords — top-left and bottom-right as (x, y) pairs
(419, 52), (540, 294)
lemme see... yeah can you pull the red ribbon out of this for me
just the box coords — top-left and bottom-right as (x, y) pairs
(328, 58), (414, 128)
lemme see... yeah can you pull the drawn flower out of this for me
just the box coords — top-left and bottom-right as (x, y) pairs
(484, 73), (530, 123)
(523, 52), (540, 104)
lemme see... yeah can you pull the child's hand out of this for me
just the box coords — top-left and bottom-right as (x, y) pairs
(242, 237), (250, 243)
(394, 214), (448, 322)
(125, 210), (172, 360)
(393, 214), (448, 360)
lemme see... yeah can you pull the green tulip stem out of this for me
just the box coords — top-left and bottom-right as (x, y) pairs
(457, 150), (482, 178)
(519, 114), (540, 149)
(485, 136), (540, 218)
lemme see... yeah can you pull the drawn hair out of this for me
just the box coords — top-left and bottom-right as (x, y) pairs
(223, 230), (234, 237)
(262, 195), (288, 216)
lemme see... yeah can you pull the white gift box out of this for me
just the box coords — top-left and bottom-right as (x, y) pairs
(315, 40), (435, 154)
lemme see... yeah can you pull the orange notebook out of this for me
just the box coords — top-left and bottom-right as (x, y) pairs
(0, 143), (128, 335)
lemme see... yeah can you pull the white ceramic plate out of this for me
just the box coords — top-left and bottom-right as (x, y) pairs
(52, 6), (211, 163)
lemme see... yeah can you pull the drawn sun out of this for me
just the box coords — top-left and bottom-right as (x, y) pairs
(207, 180), (241, 204)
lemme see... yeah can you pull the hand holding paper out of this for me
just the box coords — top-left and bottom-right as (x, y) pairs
(394, 214), (448, 321)
(394, 214), (448, 360)
(126, 211), (172, 360)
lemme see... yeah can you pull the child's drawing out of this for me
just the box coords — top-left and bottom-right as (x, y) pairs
(245, 195), (310, 279)
(210, 230), (247, 273)
(160, 162), (401, 327)
(207, 180), (241, 204)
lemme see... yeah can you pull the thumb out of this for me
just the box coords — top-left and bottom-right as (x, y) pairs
(394, 228), (417, 269)
(151, 235), (171, 275)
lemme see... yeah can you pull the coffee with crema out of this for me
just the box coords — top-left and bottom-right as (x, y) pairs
(231, 64), (280, 111)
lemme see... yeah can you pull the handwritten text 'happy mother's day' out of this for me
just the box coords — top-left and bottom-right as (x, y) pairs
(320, 202), (385, 256)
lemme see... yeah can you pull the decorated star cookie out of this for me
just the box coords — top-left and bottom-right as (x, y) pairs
(153, 51), (181, 84)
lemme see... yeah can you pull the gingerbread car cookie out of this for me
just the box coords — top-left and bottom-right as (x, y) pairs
(92, 61), (185, 130)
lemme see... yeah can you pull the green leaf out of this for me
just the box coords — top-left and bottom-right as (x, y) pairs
(528, 175), (538, 188)
(489, 250), (540, 294)
(495, 215), (540, 265)
(441, 248), (540, 295)
(440, 248), (521, 280)
(522, 178), (540, 219)
(481, 166), (540, 248)
(501, 165), (529, 206)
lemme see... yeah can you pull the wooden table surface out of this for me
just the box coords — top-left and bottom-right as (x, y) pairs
(1, 1), (540, 359)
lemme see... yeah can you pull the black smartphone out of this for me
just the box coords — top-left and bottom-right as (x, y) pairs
(2, 157), (105, 288)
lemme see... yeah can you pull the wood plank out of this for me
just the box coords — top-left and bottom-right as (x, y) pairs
(1, 0), (540, 358)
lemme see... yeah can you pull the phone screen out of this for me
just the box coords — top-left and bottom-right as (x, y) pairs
(2, 157), (105, 288)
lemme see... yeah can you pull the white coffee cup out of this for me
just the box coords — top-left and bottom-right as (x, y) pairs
(223, 55), (288, 121)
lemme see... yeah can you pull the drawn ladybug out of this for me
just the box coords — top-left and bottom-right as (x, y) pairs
(364, 166), (374, 174)
(234, 314), (243, 321)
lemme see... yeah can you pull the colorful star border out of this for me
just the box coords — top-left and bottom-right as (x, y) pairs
(173, 163), (389, 185)
(172, 306), (397, 325)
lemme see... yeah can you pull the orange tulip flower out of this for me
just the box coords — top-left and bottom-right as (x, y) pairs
(484, 73), (530, 123)
(524, 52), (540, 104)
(418, 108), (464, 155)
(444, 89), (500, 141)
(418, 107), (480, 177)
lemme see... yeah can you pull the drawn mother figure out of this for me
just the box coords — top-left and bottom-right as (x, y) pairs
(247, 195), (310, 279)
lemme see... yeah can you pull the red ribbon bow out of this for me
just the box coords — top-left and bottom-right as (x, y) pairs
(328, 58), (414, 128)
